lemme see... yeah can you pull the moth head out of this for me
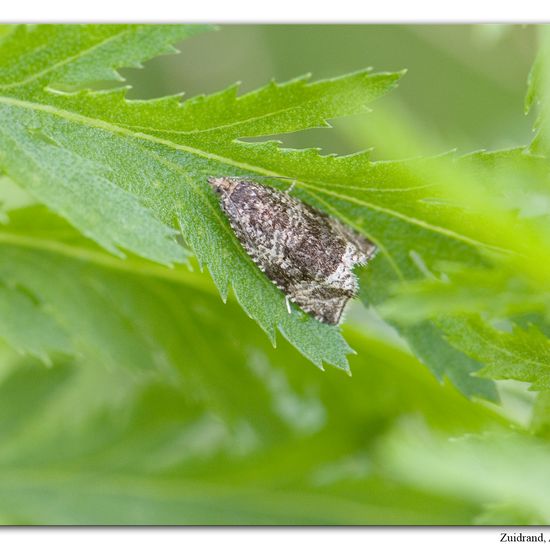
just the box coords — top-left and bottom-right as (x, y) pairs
(208, 176), (238, 197)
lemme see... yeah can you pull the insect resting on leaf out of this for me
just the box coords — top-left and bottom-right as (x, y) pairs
(208, 176), (377, 325)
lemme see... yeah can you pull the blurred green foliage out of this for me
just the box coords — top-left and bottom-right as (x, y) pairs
(126, 25), (536, 155)
(0, 24), (550, 525)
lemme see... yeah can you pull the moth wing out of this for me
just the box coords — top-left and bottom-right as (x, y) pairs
(327, 217), (377, 264)
(287, 279), (356, 325)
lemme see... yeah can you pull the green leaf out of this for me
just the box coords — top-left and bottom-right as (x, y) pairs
(360, 255), (497, 401)
(0, 283), (72, 363)
(0, 205), (353, 411)
(280, 144), (550, 397)
(440, 317), (550, 391)
(380, 422), (550, 524)
(0, 25), (210, 89)
(379, 266), (547, 324)
(1, 205), (356, 375)
(0, 24), (404, 370)
(0, 323), (504, 524)
(528, 27), (550, 154)
(0, 201), (507, 524)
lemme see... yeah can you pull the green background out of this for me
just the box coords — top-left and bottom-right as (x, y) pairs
(0, 24), (546, 525)
(126, 25), (536, 156)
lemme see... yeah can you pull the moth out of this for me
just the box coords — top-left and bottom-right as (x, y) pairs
(208, 176), (377, 325)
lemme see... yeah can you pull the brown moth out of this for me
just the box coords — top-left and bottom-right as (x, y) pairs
(209, 176), (377, 325)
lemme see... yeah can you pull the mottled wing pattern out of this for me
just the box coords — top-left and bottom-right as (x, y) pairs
(208, 177), (377, 325)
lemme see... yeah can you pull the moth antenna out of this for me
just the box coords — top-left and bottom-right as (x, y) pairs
(286, 180), (297, 194)
(285, 295), (292, 315)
